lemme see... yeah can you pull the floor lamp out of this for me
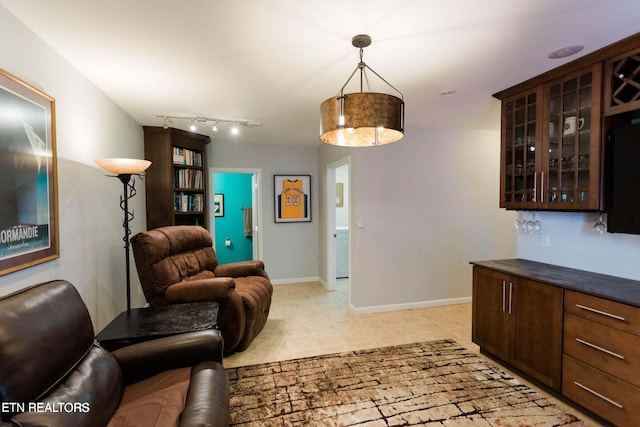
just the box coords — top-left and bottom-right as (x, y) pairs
(96, 158), (151, 311)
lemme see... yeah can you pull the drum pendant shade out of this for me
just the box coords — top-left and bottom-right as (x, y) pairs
(319, 34), (404, 147)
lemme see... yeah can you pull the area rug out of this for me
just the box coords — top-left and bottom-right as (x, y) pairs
(228, 339), (586, 426)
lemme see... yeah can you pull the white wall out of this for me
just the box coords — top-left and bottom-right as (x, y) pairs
(319, 119), (517, 311)
(209, 140), (319, 282)
(517, 212), (640, 280)
(5, 3), (636, 324)
(0, 5), (147, 329)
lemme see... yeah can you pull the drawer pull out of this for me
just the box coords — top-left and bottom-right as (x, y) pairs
(575, 304), (626, 321)
(574, 381), (623, 409)
(575, 338), (625, 360)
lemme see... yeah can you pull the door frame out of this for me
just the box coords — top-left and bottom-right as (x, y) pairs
(209, 167), (263, 261)
(325, 156), (351, 292)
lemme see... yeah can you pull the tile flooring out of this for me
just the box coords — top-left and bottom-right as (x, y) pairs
(224, 279), (602, 426)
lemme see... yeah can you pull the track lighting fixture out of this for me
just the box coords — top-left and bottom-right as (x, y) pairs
(156, 115), (261, 136)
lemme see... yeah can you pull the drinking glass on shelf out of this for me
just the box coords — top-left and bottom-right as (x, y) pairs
(512, 211), (523, 233)
(593, 214), (607, 234)
(523, 211), (534, 233)
(533, 212), (542, 233)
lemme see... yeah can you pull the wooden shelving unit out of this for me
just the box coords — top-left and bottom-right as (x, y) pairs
(142, 126), (211, 230)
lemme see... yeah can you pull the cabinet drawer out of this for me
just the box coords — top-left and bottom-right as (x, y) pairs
(563, 355), (640, 427)
(564, 313), (640, 387)
(565, 290), (640, 335)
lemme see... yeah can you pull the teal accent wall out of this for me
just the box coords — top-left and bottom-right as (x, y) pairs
(214, 172), (253, 264)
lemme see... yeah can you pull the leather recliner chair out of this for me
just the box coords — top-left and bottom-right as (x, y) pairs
(130, 225), (273, 354)
(0, 280), (229, 427)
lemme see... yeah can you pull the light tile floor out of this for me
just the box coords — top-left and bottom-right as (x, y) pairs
(225, 280), (602, 426)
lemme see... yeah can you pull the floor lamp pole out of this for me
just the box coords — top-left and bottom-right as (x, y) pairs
(118, 173), (134, 312)
(95, 158), (151, 313)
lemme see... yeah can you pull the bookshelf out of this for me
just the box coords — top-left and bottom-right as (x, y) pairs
(143, 126), (211, 229)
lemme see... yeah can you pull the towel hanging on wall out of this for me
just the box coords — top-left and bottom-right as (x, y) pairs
(243, 207), (252, 237)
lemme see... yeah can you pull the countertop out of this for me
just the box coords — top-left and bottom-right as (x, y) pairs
(470, 258), (640, 308)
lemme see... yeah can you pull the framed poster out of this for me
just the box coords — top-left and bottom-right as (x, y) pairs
(0, 69), (59, 276)
(274, 174), (311, 223)
(214, 194), (224, 217)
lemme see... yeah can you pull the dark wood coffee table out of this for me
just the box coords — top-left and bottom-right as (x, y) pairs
(96, 301), (219, 351)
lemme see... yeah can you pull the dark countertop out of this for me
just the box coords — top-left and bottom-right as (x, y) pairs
(470, 258), (640, 308)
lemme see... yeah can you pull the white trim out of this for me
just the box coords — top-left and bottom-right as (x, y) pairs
(349, 296), (472, 314)
(325, 156), (351, 299)
(271, 276), (322, 285)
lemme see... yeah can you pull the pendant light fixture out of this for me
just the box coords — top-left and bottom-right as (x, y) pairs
(320, 34), (404, 147)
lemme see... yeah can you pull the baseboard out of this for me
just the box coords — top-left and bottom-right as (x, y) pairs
(270, 276), (322, 285)
(349, 296), (472, 314)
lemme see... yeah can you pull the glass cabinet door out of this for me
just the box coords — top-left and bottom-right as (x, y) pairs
(543, 65), (601, 210)
(501, 88), (542, 209)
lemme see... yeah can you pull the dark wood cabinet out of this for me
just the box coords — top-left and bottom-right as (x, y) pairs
(472, 267), (510, 360)
(499, 65), (602, 211)
(500, 88), (542, 209)
(472, 258), (640, 424)
(563, 291), (640, 426)
(142, 126), (211, 230)
(604, 45), (640, 116)
(495, 33), (640, 212)
(472, 265), (563, 390)
(542, 65), (603, 210)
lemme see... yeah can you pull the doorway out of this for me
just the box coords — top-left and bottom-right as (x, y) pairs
(209, 168), (262, 263)
(326, 157), (351, 294)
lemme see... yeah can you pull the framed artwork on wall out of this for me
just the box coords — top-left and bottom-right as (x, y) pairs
(274, 174), (311, 223)
(214, 193), (224, 217)
(0, 68), (59, 276)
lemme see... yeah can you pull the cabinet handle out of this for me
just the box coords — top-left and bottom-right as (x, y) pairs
(575, 304), (626, 321)
(502, 280), (506, 312)
(508, 282), (513, 314)
(575, 338), (625, 360)
(533, 173), (537, 202)
(540, 171), (544, 203)
(574, 381), (623, 409)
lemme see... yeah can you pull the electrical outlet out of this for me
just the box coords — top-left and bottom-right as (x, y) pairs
(541, 234), (550, 247)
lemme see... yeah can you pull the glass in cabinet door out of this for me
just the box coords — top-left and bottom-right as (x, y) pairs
(502, 89), (540, 208)
(544, 68), (599, 209)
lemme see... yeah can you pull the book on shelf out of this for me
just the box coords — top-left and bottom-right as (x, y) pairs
(172, 147), (203, 167)
(174, 192), (204, 212)
(174, 169), (203, 189)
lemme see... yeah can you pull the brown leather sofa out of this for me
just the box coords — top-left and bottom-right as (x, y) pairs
(0, 280), (229, 427)
(131, 225), (273, 354)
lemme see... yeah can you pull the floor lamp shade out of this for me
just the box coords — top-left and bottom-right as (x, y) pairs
(95, 158), (151, 175)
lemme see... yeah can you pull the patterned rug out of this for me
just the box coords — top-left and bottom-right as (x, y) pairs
(228, 339), (587, 426)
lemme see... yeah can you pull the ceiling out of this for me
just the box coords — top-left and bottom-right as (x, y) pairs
(1, 0), (638, 147)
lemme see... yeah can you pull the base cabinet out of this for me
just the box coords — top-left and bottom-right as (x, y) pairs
(472, 260), (640, 426)
(563, 290), (640, 426)
(472, 266), (563, 390)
